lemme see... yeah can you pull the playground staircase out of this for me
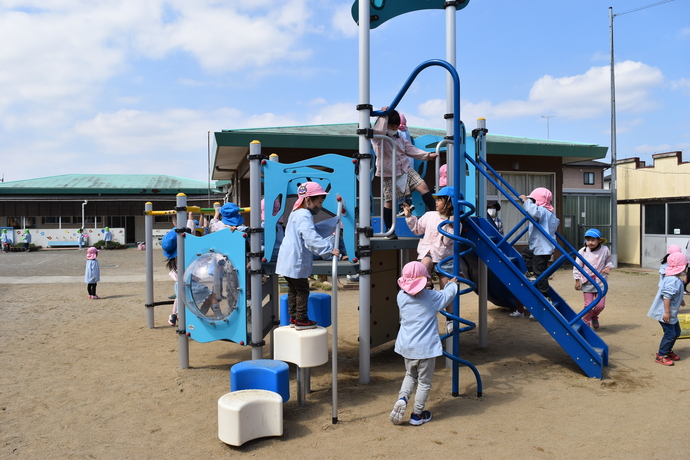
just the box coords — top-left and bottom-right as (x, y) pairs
(463, 216), (609, 378)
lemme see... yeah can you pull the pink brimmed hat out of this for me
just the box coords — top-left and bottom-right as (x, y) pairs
(293, 182), (328, 211)
(667, 244), (681, 254)
(397, 261), (430, 295)
(527, 187), (554, 212)
(665, 252), (688, 276)
(86, 246), (99, 260)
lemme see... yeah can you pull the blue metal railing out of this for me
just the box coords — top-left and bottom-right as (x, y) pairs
(464, 153), (608, 326)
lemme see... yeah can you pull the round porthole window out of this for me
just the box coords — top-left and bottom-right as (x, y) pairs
(184, 252), (240, 323)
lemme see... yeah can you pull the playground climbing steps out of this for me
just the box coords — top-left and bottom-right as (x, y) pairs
(463, 216), (609, 379)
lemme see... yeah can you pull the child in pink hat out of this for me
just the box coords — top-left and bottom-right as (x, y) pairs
(84, 247), (101, 299)
(511, 187), (560, 318)
(659, 244), (682, 288)
(389, 261), (459, 426)
(647, 252), (688, 365)
(275, 182), (340, 330)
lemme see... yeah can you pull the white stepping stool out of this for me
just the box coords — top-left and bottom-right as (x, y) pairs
(273, 326), (328, 406)
(218, 389), (283, 446)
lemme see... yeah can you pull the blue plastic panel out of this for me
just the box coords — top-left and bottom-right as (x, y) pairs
(182, 229), (248, 344)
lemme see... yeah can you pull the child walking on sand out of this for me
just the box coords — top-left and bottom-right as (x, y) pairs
(390, 261), (459, 426)
(573, 229), (613, 328)
(275, 182), (340, 330)
(647, 252), (687, 366)
(511, 187), (560, 318)
(85, 247), (101, 299)
(402, 186), (459, 332)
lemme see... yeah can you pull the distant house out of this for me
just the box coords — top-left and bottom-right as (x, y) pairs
(562, 160), (611, 249)
(0, 174), (223, 246)
(616, 151), (690, 268)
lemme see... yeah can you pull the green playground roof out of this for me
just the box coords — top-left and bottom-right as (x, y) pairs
(212, 123), (608, 180)
(0, 174), (221, 196)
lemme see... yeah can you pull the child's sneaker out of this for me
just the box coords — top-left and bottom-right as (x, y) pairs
(91, 295), (100, 299)
(409, 410), (432, 426)
(655, 353), (674, 366)
(88, 295), (93, 299)
(666, 351), (681, 361)
(389, 397), (407, 425)
(445, 320), (453, 335)
(524, 271), (537, 281)
(591, 317), (600, 329)
(289, 317), (296, 328)
(168, 314), (177, 326)
(294, 319), (317, 330)
(509, 310), (524, 318)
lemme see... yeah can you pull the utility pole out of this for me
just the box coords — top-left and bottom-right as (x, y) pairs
(609, 0), (673, 268)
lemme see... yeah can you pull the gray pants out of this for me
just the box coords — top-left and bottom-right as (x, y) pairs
(399, 357), (435, 415)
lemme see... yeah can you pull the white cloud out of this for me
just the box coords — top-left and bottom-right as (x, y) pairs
(634, 143), (690, 155)
(419, 61), (664, 124)
(669, 78), (690, 96)
(0, 1), (317, 114)
(331, 3), (358, 38)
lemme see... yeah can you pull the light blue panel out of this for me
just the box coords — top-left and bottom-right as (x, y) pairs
(182, 229), (248, 344)
(263, 154), (357, 265)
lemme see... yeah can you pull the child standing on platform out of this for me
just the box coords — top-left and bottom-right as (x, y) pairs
(647, 252), (687, 366)
(511, 187), (560, 318)
(275, 182), (340, 330)
(389, 261), (458, 426)
(573, 229), (613, 328)
(85, 247), (101, 299)
(373, 107), (438, 239)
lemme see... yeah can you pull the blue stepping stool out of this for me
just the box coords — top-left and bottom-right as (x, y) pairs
(279, 292), (331, 327)
(230, 359), (290, 403)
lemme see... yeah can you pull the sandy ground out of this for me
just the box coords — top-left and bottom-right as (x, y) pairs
(0, 248), (688, 459)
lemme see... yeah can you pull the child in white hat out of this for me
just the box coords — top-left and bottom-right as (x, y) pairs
(275, 182), (340, 330)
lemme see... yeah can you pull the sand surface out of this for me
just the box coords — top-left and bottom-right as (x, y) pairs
(1, 248), (688, 459)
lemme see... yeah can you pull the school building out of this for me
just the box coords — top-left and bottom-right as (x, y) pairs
(0, 175), (224, 247)
(616, 151), (690, 268)
(211, 123), (609, 250)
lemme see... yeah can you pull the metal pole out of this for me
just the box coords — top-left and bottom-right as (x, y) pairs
(357, 0), (372, 385)
(476, 118), (488, 348)
(609, 7), (619, 268)
(176, 193), (189, 369)
(249, 141), (264, 360)
(331, 196), (343, 424)
(145, 202), (154, 328)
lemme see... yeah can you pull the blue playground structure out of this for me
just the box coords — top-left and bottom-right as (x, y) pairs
(144, 0), (611, 431)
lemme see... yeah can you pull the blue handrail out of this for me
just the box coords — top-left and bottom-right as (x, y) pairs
(463, 152), (608, 325)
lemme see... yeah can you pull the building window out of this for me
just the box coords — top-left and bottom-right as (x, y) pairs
(583, 172), (595, 185)
(42, 216), (59, 224)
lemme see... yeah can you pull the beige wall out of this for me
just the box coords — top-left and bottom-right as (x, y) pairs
(618, 152), (690, 200)
(618, 204), (641, 265)
(616, 151), (689, 266)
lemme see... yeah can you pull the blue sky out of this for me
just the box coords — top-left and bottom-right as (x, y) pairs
(0, 0), (688, 183)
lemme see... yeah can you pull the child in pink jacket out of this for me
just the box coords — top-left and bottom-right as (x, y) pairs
(402, 186), (460, 333)
(573, 228), (613, 329)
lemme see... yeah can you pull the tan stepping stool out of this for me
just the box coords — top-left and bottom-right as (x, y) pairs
(273, 326), (328, 406)
(217, 389), (283, 446)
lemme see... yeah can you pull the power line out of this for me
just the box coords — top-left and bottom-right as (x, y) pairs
(616, 0), (674, 17)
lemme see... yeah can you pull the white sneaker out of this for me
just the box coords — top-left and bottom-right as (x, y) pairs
(529, 314), (535, 319)
(509, 311), (524, 318)
(445, 320), (454, 335)
(390, 397), (407, 425)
